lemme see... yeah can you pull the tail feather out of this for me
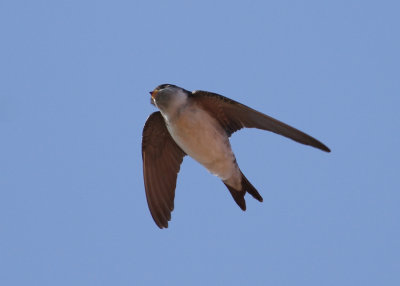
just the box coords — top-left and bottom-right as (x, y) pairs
(224, 183), (247, 210)
(223, 172), (263, 210)
(241, 172), (263, 202)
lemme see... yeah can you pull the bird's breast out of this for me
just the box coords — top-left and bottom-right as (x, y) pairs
(165, 105), (237, 180)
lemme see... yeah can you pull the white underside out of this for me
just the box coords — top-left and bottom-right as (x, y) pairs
(163, 104), (241, 188)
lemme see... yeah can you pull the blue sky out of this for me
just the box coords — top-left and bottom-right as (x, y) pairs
(1, 0), (399, 285)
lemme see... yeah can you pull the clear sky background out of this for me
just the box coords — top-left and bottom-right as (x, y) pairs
(1, 0), (399, 285)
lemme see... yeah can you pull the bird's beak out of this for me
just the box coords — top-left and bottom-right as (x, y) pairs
(149, 90), (158, 100)
(149, 90), (158, 106)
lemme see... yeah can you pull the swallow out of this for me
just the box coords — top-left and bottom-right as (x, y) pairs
(142, 84), (330, 228)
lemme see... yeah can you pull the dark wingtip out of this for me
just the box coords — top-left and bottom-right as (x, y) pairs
(310, 138), (331, 153)
(318, 143), (331, 153)
(156, 221), (169, 229)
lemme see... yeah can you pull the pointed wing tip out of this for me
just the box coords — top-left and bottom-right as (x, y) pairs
(155, 219), (169, 229)
(151, 209), (171, 229)
(320, 145), (331, 153)
(310, 139), (330, 153)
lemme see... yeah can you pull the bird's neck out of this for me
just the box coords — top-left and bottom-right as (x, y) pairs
(157, 90), (189, 122)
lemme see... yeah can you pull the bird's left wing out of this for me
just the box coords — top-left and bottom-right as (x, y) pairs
(142, 112), (186, 228)
(191, 90), (330, 152)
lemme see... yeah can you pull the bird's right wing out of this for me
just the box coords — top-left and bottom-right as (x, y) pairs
(191, 90), (330, 152)
(142, 112), (186, 228)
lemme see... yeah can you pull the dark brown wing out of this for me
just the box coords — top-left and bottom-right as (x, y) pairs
(142, 112), (186, 228)
(191, 91), (330, 152)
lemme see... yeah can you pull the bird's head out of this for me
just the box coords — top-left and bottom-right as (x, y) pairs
(149, 84), (189, 112)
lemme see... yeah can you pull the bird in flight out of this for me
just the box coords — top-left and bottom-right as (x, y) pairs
(142, 84), (330, 228)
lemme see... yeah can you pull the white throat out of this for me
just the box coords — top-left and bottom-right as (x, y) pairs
(156, 89), (188, 122)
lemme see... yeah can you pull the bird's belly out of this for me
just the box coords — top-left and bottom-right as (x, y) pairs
(166, 107), (237, 180)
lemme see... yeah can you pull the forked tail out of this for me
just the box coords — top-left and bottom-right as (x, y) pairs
(223, 171), (263, 210)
